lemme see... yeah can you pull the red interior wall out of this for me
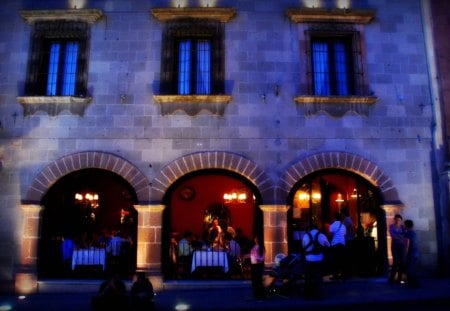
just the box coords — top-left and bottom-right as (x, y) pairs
(170, 175), (254, 241)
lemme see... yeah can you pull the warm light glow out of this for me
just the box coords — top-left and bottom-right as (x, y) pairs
(336, 0), (351, 9)
(68, 0), (86, 9)
(172, 0), (188, 8)
(14, 273), (37, 295)
(75, 191), (99, 208)
(199, 0), (217, 7)
(0, 304), (12, 311)
(335, 193), (344, 202)
(298, 191), (321, 203)
(351, 188), (358, 198)
(302, 0), (323, 8)
(224, 189), (248, 203)
(175, 303), (190, 311)
(298, 192), (309, 201)
(312, 192), (321, 202)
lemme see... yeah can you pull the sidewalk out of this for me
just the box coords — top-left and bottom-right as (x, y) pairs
(1, 277), (449, 311)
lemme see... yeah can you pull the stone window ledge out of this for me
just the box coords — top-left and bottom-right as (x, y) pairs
(151, 7), (236, 23)
(153, 95), (232, 116)
(17, 96), (92, 116)
(20, 9), (103, 24)
(286, 8), (375, 24)
(294, 95), (377, 117)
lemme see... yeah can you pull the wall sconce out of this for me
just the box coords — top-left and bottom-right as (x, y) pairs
(224, 190), (248, 203)
(335, 193), (344, 202)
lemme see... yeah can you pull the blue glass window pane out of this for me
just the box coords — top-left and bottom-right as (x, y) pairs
(312, 41), (330, 96)
(178, 40), (191, 95)
(196, 40), (211, 95)
(46, 43), (61, 96)
(334, 42), (349, 96)
(62, 42), (78, 96)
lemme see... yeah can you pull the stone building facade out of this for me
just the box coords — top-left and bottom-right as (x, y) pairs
(0, 0), (449, 294)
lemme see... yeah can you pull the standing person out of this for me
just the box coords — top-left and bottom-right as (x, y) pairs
(342, 207), (355, 277)
(302, 224), (330, 299)
(389, 214), (407, 284)
(404, 219), (420, 289)
(329, 212), (346, 280)
(250, 235), (265, 300)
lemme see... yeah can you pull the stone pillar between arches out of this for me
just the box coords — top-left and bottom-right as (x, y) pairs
(260, 204), (289, 267)
(15, 204), (42, 294)
(134, 204), (165, 291)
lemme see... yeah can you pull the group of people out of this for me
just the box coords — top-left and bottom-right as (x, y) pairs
(92, 271), (155, 311)
(170, 219), (254, 277)
(300, 212), (419, 299)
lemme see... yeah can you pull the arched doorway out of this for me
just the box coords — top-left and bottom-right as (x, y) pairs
(287, 169), (387, 277)
(161, 169), (263, 280)
(38, 168), (138, 279)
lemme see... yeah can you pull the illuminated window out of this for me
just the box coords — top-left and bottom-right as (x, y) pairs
(178, 39), (211, 95)
(306, 30), (365, 96)
(160, 19), (224, 95)
(311, 36), (354, 96)
(25, 21), (89, 97)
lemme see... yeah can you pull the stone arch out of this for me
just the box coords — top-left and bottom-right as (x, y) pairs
(279, 151), (400, 204)
(24, 151), (151, 204)
(151, 151), (274, 202)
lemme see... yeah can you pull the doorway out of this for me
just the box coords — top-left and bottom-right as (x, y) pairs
(288, 169), (387, 276)
(38, 168), (138, 279)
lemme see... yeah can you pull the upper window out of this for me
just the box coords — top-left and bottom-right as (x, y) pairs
(286, 8), (377, 116)
(309, 32), (358, 96)
(25, 21), (89, 97)
(160, 19), (224, 96)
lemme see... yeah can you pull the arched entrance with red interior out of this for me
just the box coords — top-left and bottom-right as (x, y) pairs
(287, 169), (387, 276)
(38, 168), (138, 279)
(161, 169), (263, 280)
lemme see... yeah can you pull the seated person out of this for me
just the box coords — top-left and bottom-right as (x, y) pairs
(178, 230), (194, 258)
(130, 272), (155, 311)
(209, 227), (224, 250)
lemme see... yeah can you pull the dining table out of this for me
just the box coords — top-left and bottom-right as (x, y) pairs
(71, 247), (106, 271)
(191, 250), (229, 273)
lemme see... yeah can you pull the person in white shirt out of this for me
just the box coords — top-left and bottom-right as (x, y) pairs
(302, 224), (330, 299)
(329, 212), (347, 280)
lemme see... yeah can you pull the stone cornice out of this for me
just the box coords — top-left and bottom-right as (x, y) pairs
(17, 96), (92, 116)
(151, 7), (236, 23)
(20, 9), (103, 24)
(153, 95), (232, 116)
(153, 94), (231, 104)
(286, 8), (375, 24)
(294, 96), (378, 117)
(294, 96), (377, 105)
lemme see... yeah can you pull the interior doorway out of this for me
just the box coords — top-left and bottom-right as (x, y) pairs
(161, 169), (263, 280)
(38, 168), (138, 279)
(288, 169), (387, 277)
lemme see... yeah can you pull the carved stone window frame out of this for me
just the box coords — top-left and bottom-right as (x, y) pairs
(151, 7), (236, 116)
(17, 9), (103, 116)
(286, 8), (377, 117)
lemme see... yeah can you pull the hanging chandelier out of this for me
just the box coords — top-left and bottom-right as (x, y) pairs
(74, 191), (99, 208)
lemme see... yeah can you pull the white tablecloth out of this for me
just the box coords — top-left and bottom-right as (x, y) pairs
(71, 248), (106, 270)
(191, 250), (229, 273)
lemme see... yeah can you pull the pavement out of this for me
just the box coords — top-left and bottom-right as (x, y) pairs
(1, 276), (450, 311)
